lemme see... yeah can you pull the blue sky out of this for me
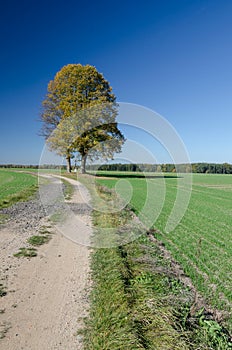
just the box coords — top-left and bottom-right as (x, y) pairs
(0, 0), (232, 164)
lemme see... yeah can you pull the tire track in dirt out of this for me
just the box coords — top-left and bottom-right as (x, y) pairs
(0, 175), (91, 349)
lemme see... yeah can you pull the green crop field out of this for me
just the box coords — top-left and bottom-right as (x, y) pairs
(96, 172), (232, 327)
(0, 169), (38, 208)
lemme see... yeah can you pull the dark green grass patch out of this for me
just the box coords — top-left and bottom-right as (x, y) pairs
(27, 235), (51, 246)
(14, 247), (37, 258)
(0, 170), (38, 208)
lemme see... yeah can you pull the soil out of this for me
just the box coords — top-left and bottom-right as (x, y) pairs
(0, 175), (92, 349)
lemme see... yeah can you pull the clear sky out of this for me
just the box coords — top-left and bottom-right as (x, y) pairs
(0, 0), (232, 165)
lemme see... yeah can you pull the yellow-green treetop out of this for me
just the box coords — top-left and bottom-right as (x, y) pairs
(40, 64), (125, 172)
(41, 64), (115, 136)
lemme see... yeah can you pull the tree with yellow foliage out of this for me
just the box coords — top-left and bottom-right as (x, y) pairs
(40, 64), (125, 172)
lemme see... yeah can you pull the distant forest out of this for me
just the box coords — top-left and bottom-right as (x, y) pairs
(88, 162), (232, 174)
(1, 162), (232, 174)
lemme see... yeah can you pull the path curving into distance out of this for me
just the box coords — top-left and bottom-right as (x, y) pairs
(0, 174), (92, 350)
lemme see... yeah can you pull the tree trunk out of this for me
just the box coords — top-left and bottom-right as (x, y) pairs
(66, 155), (71, 173)
(79, 154), (87, 174)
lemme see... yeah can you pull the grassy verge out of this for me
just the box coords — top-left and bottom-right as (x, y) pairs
(95, 172), (232, 326)
(60, 178), (75, 200)
(0, 170), (38, 209)
(83, 183), (232, 350)
(0, 184), (38, 209)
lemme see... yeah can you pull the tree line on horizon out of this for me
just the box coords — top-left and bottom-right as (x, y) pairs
(1, 162), (232, 174)
(88, 162), (232, 174)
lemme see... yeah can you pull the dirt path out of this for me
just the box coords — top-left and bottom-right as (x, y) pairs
(0, 175), (92, 349)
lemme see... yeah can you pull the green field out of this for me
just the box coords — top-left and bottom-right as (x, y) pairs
(96, 172), (232, 325)
(0, 170), (38, 208)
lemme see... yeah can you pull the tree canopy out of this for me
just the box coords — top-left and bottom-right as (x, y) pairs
(40, 64), (125, 172)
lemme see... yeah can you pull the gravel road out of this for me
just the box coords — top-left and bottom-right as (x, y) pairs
(0, 175), (92, 349)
